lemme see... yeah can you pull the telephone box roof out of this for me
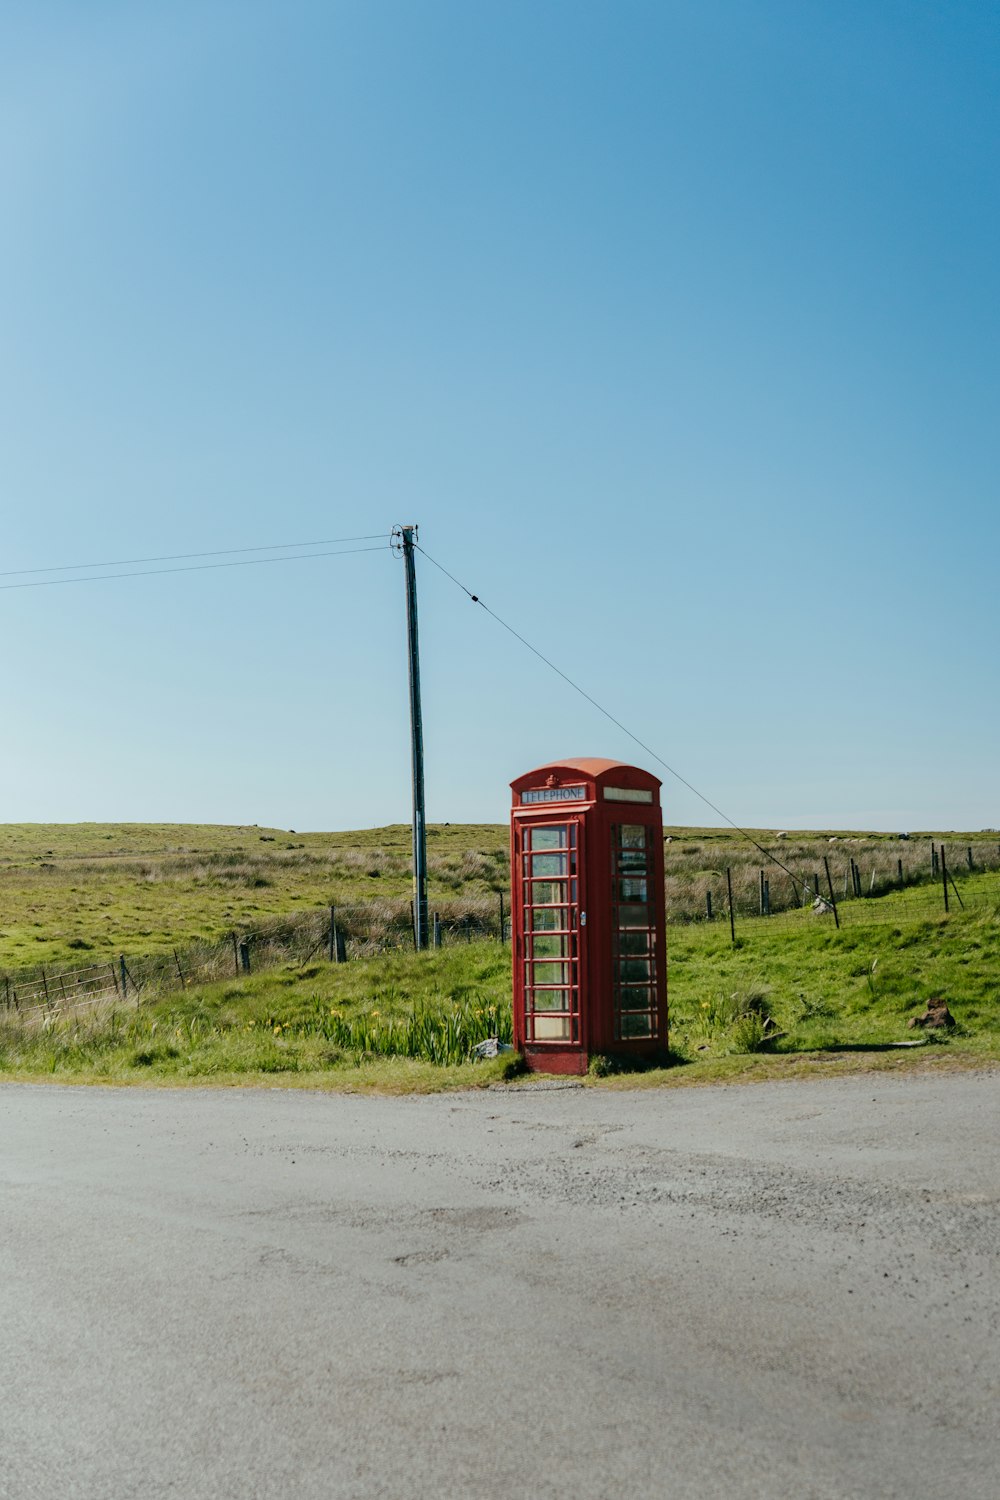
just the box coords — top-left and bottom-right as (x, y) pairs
(511, 758), (661, 789)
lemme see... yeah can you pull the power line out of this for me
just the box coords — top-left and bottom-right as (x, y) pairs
(0, 543), (389, 592)
(415, 541), (803, 896)
(0, 533), (390, 579)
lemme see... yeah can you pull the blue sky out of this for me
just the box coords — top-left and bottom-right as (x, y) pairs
(2, 1), (997, 831)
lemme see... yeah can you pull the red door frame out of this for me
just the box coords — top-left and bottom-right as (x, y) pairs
(511, 813), (587, 1061)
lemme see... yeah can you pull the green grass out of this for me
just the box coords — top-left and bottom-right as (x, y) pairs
(3, 900), (998, 1090)
(1, 820), (998, 1093)
(0, 944), (519, 1090)
(668, 903), (1000, 1065)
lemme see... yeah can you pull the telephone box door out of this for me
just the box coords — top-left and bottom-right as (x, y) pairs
(514, 817), (586, 1054)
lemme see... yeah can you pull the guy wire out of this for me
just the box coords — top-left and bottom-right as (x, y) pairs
(415, 542), (804, 896)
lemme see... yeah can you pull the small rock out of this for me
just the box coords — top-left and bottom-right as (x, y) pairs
(907, 999), (956, 1030)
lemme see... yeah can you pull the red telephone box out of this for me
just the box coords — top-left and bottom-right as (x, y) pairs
(510, 758), (668, 1074)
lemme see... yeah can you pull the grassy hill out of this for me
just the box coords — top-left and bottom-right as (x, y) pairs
(1, 820), (997, 971)
(0, 822), (507, 969)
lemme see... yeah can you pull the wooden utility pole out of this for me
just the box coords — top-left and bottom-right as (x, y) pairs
(398, 525), (429, 949)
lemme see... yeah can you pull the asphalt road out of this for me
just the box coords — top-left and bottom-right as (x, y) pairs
(2, 1070), (998, 1500)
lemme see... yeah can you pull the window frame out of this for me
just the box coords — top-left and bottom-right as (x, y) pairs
(519, 821), (581, 1044)
(611, 822), (658, 1041)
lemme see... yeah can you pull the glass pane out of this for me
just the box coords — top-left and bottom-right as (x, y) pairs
(532, 853), (567, 877)
(534, 1014), (571, 1040)
(531, 827), (567, 851)
(530, 880), (567, 905)
(617, 930), (651, 956)
(532, 934), (567, 959)
(619, 879), (648, 902)
(617, 903), (650, 928)
(532, 988), (570, 1011)
(532, 961), (571, 985)
(618, 848), (648, 872)
(618, 958), (652, 982)
(618, 985), (653, 1011)
(619, 825), (648, 848)
(529, 907), (566, 931)
(620, 1013), (653, 1038)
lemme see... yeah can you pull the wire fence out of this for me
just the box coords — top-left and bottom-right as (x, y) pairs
(0, 895), (511, 1026)
(664, 838), (1000, 925)
(680, 846), (1000, 935)
(728, 875), (1000, 937)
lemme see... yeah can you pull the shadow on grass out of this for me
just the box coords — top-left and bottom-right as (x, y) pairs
(588, 1047), (690, 1077)
(781, 1040), (934, 1055)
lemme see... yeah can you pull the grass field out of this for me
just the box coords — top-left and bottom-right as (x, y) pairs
(0, 822), (507, 969)
(3, 868), (997, 1089)
(2, 820), (998, 972)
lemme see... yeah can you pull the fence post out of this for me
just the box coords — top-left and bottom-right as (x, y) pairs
(119, 954), (128, 998)
(705, 890), (713, 921)
(941, 845), (949, 913)
(967, 846), (974, 870)
(759, 869), (765, 915)
(232, 933), (239, 976)
(239, 940), (251, 974)
(329, 906), (336, 963)
(120, 958), (140, 1006)
(433, 912), (442, 948)
(931, 843), (938, 876)
(823, 856), (841, 929)
(726, 867), (736, 945)
(897, 857), (904, 885)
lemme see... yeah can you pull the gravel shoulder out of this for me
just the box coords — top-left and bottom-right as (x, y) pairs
(2, 1070), (998, 1499)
